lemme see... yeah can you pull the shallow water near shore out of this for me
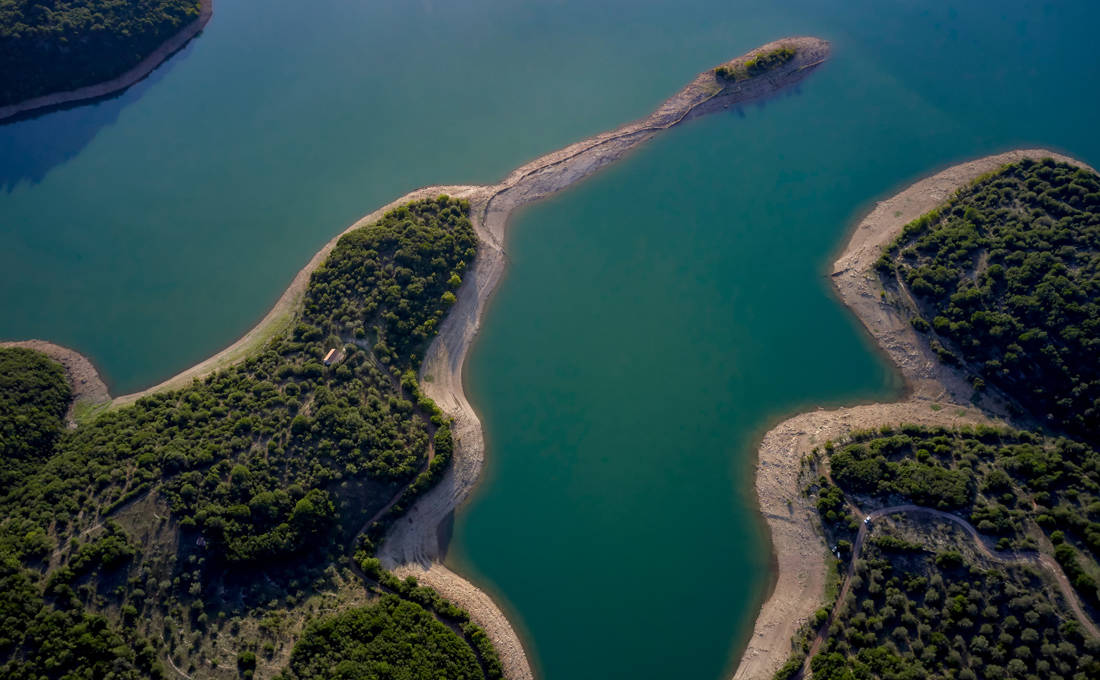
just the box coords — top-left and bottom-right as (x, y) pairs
(3, 1), (1100, 679)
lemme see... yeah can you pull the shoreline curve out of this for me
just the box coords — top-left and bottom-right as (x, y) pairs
(732, 149), (1096, 680)
(0, 0), (214, 123)
(378, 37), (830, 680)
(3, 36), (832, 680)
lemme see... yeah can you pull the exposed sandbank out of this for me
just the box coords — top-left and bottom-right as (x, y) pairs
(5, 37), (831, 679)
(732, 149), (1095, 680)
(0, 0), (214, 123)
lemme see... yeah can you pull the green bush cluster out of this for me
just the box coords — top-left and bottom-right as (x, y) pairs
(304, 198), (474, 366)
(714, 46), (796, 81)
(0, 348), (70, 487)
(280, 595), (483, 680)
(349, 561), (505, 679)
(830, 431), (975, 510)
(812, 541), (1100, 680)
(0, 0), (203, 105)
(884, 159), (1100, 443)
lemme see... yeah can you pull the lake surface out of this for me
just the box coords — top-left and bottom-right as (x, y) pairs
(3, 1), (1099, 679)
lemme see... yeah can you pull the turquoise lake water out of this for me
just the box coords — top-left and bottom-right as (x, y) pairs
(3, 1), (1099, 679)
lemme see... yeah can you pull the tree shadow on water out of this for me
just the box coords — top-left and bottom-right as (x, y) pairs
(0, 38), (199, 194)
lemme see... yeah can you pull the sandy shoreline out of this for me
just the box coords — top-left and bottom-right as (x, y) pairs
(732, 149), (1095, 680)
(0, 0), (214, 123)
(4, 37), (831, 679)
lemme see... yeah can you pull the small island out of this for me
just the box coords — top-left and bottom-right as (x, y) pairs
(0, 0), (213, 121)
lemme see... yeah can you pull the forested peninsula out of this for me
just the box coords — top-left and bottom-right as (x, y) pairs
(0, 197), (506, 679)
(1, 37), (831, 679)
(738, 153), (1100, 680)
(0, 0), (212, 121)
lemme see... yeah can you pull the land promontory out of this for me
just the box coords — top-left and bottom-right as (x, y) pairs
(1, 37), (831, 679)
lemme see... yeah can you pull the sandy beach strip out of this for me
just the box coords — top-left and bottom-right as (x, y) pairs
(731, 149), (1095, 680)
(0, 0), (214, 123)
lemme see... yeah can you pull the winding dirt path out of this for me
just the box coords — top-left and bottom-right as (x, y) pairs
(872, 506), (1098, 639)
(798, 500), (1099, 678)
(349, 440), (435, 555)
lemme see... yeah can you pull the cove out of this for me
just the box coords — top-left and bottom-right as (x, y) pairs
(447, 3), (1100, 680)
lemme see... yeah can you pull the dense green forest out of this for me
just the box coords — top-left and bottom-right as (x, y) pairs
(281, 596), (482, 680)
(810, 528), (1100, 680)
(0, 348), (70, 486)
(0, 0), (203, 106)
(878, 159), (1100, 443)
(0, 197), (495, 677)
(802, 426), (1100, 679)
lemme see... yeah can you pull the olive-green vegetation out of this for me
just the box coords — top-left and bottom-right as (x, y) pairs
(0, 348), (70, 486)
(811, 531), (1100, 680)
(280, 596), (482, 680)
(808, 426), (1100, 678)
(0, 197), (496, 676)
(352, 558), (504, 680)
(878, 159), (1100, 443)
(1, 352), (163, 678)
(824, 426), (1100, 609)
(714, 46), (796, 81)
(0, 0), (204, 106)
